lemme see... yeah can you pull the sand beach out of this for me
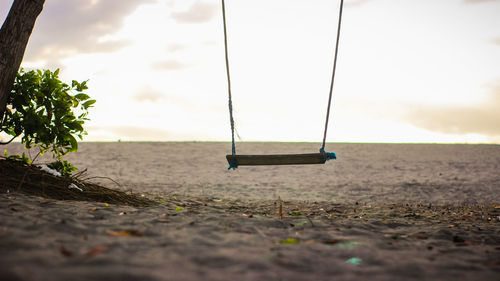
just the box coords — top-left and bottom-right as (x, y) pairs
(1, 142), (499, 280)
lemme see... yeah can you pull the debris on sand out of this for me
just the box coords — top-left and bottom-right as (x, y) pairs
(0, 159), (156, 207)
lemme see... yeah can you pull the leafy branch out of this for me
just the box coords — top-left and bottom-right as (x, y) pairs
(1, 68), (95, 176)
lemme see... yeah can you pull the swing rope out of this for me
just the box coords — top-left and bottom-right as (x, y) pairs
(221, 0), (236, 156)
(221, 0), (343, 162)
(321, 0), (344, 153)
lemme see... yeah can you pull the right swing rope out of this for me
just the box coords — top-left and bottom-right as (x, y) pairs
(321, 0), (344, 153)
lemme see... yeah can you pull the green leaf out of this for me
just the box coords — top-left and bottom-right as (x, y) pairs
(68, 134), (78, 152)
(82, 100), (96, 108)
(76, 80), (89, 91)
(346, 257), (362, 266)
(74, 93), (90, 101)
(279, 238), (299, 245)
(48, 160), (78, 177)
(337, 241), (361, 250)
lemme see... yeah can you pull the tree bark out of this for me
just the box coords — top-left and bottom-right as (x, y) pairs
(0, 0), (45, 122)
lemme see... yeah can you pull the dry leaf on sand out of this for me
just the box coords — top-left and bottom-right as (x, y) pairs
(106, 230), (144, 237)
(84, 245), (109, 258)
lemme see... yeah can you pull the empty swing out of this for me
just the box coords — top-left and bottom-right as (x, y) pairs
(221, 0), (344, 169)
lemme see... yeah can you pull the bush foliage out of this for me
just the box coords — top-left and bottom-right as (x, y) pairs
(1, 68), (94, 176)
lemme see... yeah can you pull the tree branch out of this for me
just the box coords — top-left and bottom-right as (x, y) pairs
(0, 0), (45, 119)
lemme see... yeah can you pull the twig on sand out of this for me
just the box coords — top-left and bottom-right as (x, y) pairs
(253, 226), (268, 239)
(278, 195), (283, 220)
(71, 169), (122, 188)
(80, 176), (122, 188)
(305, 214), (315, 228)
(15, 167), (29, 195)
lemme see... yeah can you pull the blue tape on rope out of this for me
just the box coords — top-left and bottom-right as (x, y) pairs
(228, 159), (238, 170)
(325, 152), (337, 161)
(320, 148), (337, 161)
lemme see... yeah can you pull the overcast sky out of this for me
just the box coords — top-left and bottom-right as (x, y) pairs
(1, 0), (499, 143)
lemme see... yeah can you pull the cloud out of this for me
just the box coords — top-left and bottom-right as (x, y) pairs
(150, 60), (187, 71)
(23, 0), (153, 63)
(167, 43), (187, 52)
(463, 0), (499, 3)
(0, 1), (13, 23)
(133, 88), (165, 102)
(171, 1), (218, 24)
(132, 86), (196, 107)
(405, 81), (500, 136)
(345, 0), (373, 8)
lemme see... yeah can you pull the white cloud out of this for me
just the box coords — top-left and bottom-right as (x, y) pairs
(167, 43), (187, 52)
(24, 0), (154, 64)
(171, 1), (218, 24)
(150, 60), (187, 71)
(405, 80), (500, 137)
(345, 0), (373, 8)
(463, 0), (499, 4)
(133, 89), (165, 102)
(0, 1), (13, 22)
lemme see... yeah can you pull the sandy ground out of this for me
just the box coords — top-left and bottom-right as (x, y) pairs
(1, 142), (500, 280)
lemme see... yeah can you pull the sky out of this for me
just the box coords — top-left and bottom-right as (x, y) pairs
(1, 0), (499, 143)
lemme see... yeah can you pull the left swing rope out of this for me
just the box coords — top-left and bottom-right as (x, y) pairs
(221, 0), (238, 169)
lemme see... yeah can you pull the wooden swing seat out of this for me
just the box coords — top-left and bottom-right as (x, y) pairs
(226, 153), (330, 166)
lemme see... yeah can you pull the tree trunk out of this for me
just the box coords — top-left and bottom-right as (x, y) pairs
(0, 0), (45, 123)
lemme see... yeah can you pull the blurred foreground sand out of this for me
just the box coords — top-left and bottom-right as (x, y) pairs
(1, 142), (499, 280)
